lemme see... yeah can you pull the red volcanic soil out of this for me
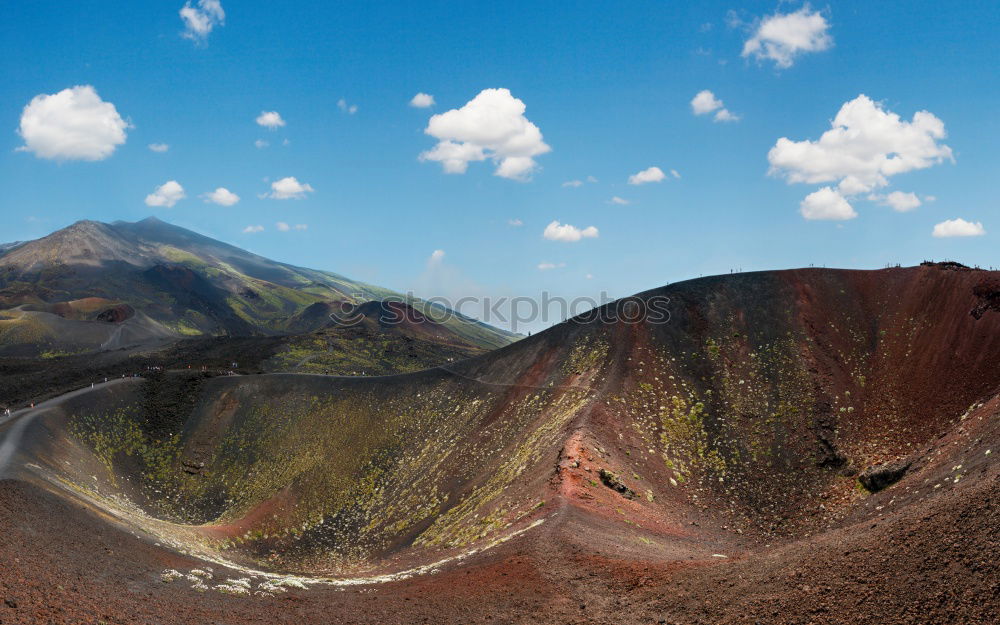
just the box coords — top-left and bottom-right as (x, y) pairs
(27, 298), (134, 323)
(1, 264), (999, 624)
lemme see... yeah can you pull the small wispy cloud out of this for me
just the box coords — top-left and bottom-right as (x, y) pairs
(179, 0), (225, 43)
(691, 90), (740, 122)
(869, 190), (921, 212)
(201, 187), (240, 206)
(628, 166), (666, 185)
(932, 218), (985, 238)
(543, 221), (599, 242)
(562, 175), (598, 188)
(338, 98), (358, 114)
(265, 176), (314, 200)
(144, 180), (185, 208)
(409, 93), (435, 108)
(255, 110), (286, 129)
(741, 6), (833, 68)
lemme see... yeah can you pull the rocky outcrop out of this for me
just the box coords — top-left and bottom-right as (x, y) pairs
(859, 459), (912, 492)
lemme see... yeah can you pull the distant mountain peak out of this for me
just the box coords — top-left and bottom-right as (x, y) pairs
(65, 219), (111, 232)
(1, 219), (144, 271)
(113, 216), (165, 228)
(0, 217), (519, 353)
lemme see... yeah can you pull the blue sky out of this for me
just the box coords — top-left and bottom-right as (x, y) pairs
(2, 1), (999, 330)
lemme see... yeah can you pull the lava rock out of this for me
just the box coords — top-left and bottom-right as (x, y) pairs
(971, 282), (1000, 319)
(181, 458), (206, 475)
(599, 469), (636, 499)
(859, 459), (911, 492)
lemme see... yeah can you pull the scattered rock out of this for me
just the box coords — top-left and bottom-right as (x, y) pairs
(599, 469), (636, 499)
(181, 458), (206, 475)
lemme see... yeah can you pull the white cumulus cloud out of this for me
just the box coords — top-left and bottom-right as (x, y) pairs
(742, 6), (832, 68)
(180, 0), (225, 42)
(266, 176), (314, 200)
(409, 93), (435, 108)
(610, 196), (630, 205)
(628, 166), (667, 185)
(420, 88), (551, 181)
(543, 221), (599, 242)
(769, 95), (953, 193)
(690, 90), (739, 122)
(148, 143), (169, 153)
(769, 95), (953, 218)
(691, 89), (722, 115)
(932, 218), (985, 238)
(243, 224), (264, 234)
(17, 85), (129, 161)
(508, 218), (524, 226)
(871, 190), (922, 212)
(255, 111), (285, 129)
(537, 262), (566, 271)
(254, 139), (269, 149)
(800, 187), (857, 220)
(202, 187), (240, 206)
(144, 180), (186, 208)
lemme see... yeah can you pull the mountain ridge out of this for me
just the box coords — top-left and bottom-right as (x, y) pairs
(0, 217), (519, 355)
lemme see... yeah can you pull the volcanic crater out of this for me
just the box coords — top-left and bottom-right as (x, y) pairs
(1, 264), (998, 624)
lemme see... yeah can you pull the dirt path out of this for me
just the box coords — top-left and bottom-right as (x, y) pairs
(0, 378), (139, 476)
